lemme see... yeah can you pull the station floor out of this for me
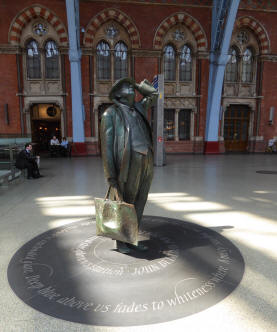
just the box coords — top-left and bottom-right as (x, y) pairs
(0, 154), (277, 332)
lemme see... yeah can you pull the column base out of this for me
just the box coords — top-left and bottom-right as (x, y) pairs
(71, 142), (88, 156)
(204, 141), (220, 154)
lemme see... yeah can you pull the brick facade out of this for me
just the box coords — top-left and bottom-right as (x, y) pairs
(1, 0), (277, 154)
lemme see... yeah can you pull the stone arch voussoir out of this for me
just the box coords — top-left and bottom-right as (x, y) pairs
(236, 16), (270, 54)
(83, 8), (141, 49)
(9, 4), (68, 46)
(153, 12), (207, 51)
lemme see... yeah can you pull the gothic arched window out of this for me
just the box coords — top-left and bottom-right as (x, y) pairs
(164, 45), (176, 81)
(45, 40), (59, 79)
(226, 47), (238, 82)
(242, 47), (254, 83)
(26, 40), (41, 79)
(97, 41), (111, 80)
(179, 44), (192, 81)
(114, 41), (128, 80)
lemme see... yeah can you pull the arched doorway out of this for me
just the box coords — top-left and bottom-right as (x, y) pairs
(224, 104), (251, 152)
(31, 104), (61, 152)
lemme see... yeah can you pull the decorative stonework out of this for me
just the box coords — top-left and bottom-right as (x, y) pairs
(153, 12), (207, 51)
(164, 97), (196, 109)
(9, 5), (68, 46)
(106, 25), (119, 40)
(33, 22), (48, 36)
(236, 30), (249, 45)
(172, 29), (185, 41)
(83, 8), (140, 49)
(240, 0), (277, 10)
(235, 16), (270, 54)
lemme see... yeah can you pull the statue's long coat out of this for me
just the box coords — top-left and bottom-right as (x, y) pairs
(100, 101), (153, 194)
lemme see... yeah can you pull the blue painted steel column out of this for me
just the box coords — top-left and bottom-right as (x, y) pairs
(205, 0), (224, 132)
(66, 0), (85, 145)
(205, 0), (240, 153)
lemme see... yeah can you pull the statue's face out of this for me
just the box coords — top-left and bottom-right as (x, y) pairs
(117, 82), (135, 106)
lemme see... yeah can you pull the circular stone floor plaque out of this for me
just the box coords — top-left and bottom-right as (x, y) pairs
(8, 216), (244, 326)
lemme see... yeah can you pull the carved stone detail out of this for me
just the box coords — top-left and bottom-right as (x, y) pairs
(46, 82), (60, 94)
(164, 97), (196, 109)
(29, 82), (42, 94)
(97, 83), (112, 95)
(165, 84), (175, 95)
(180, 84), (192, 95)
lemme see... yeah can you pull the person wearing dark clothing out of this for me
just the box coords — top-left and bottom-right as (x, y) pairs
(15, 143), (42, 179)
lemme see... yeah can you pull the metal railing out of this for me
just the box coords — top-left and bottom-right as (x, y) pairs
(0, 144), (24, 172)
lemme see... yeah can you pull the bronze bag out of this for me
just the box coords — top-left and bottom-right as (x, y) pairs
(94, 187), (138, 245)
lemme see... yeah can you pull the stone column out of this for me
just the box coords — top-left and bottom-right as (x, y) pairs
(66, 0), (87, 155)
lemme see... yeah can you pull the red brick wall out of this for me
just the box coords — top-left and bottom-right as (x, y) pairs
(0, 1), (67, 44)
(79, 2), (211, 49)
(260, 61), (277, 142)
(2, 1), (277, 154)
(199, 58), (209, 139)
(134, 57), (159, 84)
(0, 54), (21, 135)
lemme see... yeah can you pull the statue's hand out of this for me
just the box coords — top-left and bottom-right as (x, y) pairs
(136, 79), (158, 96)
(107, 178), (123, 201)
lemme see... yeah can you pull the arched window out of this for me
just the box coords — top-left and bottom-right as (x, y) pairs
(114, 41), (128, 80)
(242, 48), (253, 83)
(164, 45), (176, 81)
(45, 40), (59, 79)
(226, 47), (238, 82)
(179, 45), (192, 81)
(26, 40), (41, 79)
(97, 41), (111, 80)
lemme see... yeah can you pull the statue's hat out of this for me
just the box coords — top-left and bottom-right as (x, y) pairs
(109, 77), (136, 101)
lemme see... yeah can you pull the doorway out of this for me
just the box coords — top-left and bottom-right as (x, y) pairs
(224, 105), (251, 152)
(31, 104), (61, 152)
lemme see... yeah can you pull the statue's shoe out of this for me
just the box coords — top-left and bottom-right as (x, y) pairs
(127, 242), (148, 252)
(116, 240), (131, 254)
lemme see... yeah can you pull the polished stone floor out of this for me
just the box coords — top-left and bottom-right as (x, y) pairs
(1, 154), (277, 332)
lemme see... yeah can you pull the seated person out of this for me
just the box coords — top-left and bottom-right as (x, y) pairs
(60, 137), (69, 156)
(50, 135), (60, 156)
(268, 138), (276, 152)
(15, 143), (43, 179)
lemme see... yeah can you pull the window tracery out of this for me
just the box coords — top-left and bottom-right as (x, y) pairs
(242, 48), (254, 83)
(94, 22), (130, 83)
(45, 40), (59, 79)
(179, 45), (192, 82)
(23, 20), (61, 82)
(164, 45), (176, 81)
(225, 47), (238, 82)
(161, 25), (196, 142)
(114, 41), (128, 80)
(225, 29), (258, 84)
(26, 40), (41, 79)
(96, 41), (111, 80)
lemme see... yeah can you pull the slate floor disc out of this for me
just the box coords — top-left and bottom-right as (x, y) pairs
(8, 216), (244, 326)
(256, 170), (277, 174)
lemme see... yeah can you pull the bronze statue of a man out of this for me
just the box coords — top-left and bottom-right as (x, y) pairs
(100, 77), (158, 253)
